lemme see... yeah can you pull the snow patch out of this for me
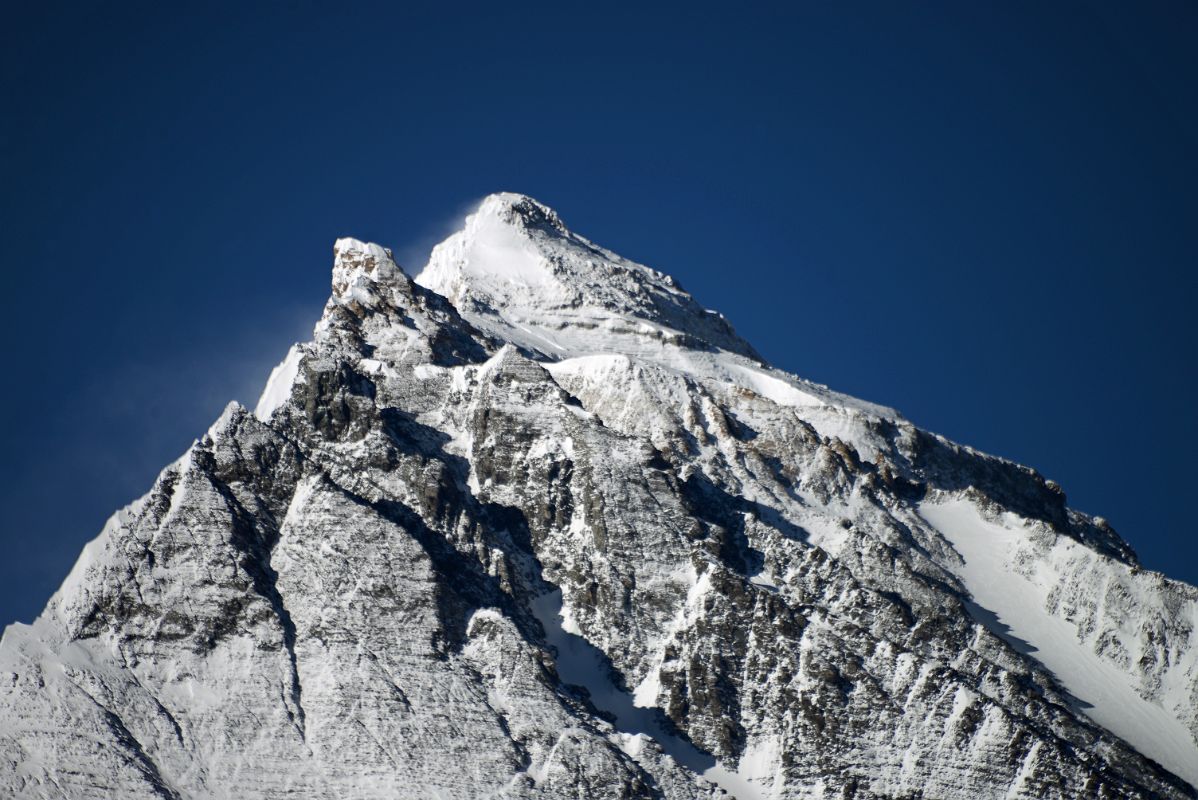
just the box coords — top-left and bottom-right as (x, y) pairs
(738, 735), (782, 794)
(255, 344), (304, 422)
(416, 199), (551, 302)
(530, 588), (767, 799)
(725, 364), (823, 408)
(920, 498), (1198, 788)
(334, 237), (392, 263)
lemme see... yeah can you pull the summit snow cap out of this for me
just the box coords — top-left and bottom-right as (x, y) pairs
(415, 192), (761, 359)
(474, 191), (569, 232)
(413, 192), (895, 418)
(331, 237), (402, 302)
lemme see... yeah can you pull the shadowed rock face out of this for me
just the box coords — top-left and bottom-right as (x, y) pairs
(2, 194), (1196, 799)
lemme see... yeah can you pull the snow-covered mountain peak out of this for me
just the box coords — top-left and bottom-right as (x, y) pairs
(330, 237), (403, 303)
(412, 192), (896, 422)
(415, 193), (762, 362)
(7, 197), (1198, 799)
(333, 236), (394, 262)
(474, 191), (569, 233)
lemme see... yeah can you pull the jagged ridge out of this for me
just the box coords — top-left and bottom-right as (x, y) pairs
(1, 194), (1196, 799)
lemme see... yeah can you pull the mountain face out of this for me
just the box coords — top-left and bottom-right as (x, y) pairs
(2, 193), (1197, 800)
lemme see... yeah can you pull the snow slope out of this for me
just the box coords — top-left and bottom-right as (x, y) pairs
(920, 497), (1198, 787)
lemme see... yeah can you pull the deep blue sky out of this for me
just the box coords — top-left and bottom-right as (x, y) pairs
(2, 2), (1195, 625)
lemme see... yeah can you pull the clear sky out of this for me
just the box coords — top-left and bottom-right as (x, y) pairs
(2, 2), (1195, 625)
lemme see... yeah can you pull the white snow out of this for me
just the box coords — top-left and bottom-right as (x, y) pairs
(725, 364), (823, 408)
(737, 735), (782, 794)
(920, 498), (1198, 788)
(416, 194), (897, 426)
(416, 196), (552, 304)
(334, 237), (393, 264)
(50, 531), (107, 616)
(255, 344), (303, 421)
(530, 589), (767, 800)
(632, 567), (711, 709)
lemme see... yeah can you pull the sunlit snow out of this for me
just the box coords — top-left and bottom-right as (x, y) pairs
(921, 498), (1198, 787)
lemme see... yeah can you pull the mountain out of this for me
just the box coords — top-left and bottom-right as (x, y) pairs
(2, 192), (1196, 799)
